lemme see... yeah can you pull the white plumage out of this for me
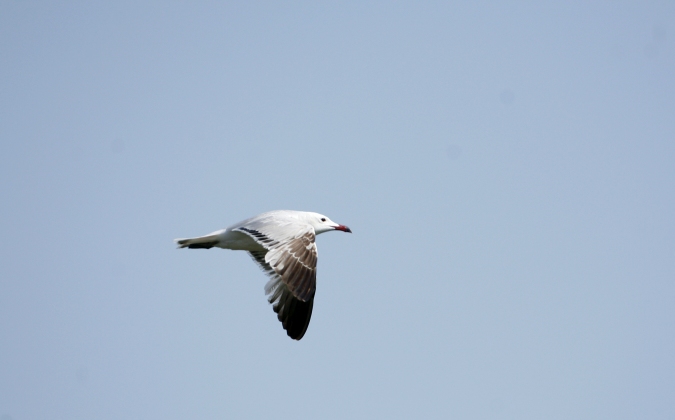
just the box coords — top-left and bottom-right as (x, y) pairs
(175, 210), (351, 340)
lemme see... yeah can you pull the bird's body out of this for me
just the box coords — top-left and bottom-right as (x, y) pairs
(175, 210), (351, 340)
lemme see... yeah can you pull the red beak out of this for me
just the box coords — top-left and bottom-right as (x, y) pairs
(334, 224), (352, 233)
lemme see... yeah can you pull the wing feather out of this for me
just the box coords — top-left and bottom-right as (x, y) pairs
(242, 224), (318, 340)
(236, 225), (317, 302)
(248, 252), (314, 340)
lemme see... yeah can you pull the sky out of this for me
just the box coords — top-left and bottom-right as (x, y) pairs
(1, 1), (674, 419)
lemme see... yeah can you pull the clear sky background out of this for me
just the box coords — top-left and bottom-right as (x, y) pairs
(1, 2), (674, 419)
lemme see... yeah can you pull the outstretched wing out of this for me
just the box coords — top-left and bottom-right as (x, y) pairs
(236, 224), (318, 340)
(248, 250), (314, 340)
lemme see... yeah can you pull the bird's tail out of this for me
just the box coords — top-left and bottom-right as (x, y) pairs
(174, 232), (222, 249)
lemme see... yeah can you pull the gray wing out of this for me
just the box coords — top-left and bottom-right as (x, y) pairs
(248, 250), (315, 340)
(235, 222), (318, 340)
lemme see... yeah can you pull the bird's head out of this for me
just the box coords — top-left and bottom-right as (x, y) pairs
(306, 212), (352, 235)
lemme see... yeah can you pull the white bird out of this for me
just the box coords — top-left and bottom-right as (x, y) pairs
(175, 210), (352, 340)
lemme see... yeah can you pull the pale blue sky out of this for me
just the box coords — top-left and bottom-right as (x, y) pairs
(1, 2), (674, 419)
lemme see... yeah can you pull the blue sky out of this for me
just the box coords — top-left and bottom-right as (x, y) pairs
(1, 2), (674, 419)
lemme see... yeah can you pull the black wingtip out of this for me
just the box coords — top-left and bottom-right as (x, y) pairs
(275, 294), (314, 340)
(185, 241), (218, 249)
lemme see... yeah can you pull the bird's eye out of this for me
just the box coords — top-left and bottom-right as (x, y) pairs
(321, 218), (326, 222)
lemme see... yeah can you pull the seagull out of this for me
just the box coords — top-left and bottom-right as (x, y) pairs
(175, 210), (351, 340)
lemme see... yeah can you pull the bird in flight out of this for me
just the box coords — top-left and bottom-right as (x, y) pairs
(175, 210), (352, 340)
